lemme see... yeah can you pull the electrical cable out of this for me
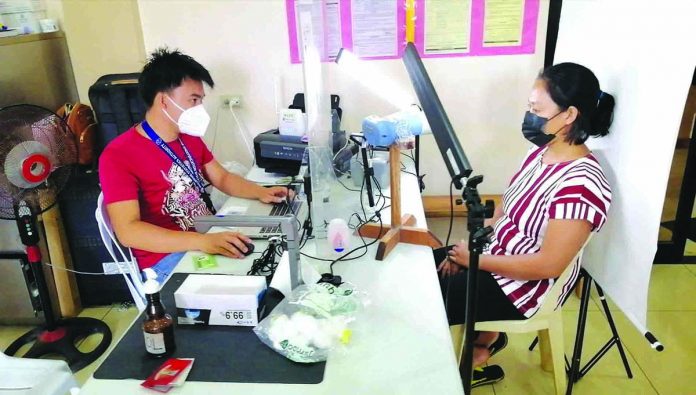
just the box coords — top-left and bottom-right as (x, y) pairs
(443, 176), (461, 318)
(401, 151), (418, 167)
(347, 212), (364, 230)
(299, 212), (313, 249)
(299, 226), (309, 249)
(400, 161), (418, 177)
(43, 262), (109, 276)
(281, 178), (303, 231)
(247, 241), (282, 277)
(359, 169), (369, 222)
(332, 136), (357, 176)
(401, 150), (425, 191)
(210, 103), (222, 155)
(44, 252), (263, 277)
(336, 174), (361, 192)
(326, 174), (387, 275)
(356, 172), (388, 227)
(445, 178), (456, 247)
(300, 205), (382, 263)
(329, 214), (382, 275)
(332, 137), (351, 161)
(298, 138), (391, 272)
(228, 105), (255, 164)
(369, 175), (389, 219)
(444, 254), (454, 321)
(400, 150), (419, 178)
(300, 172), (388, 266)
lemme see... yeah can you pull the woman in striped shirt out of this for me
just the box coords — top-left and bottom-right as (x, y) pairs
(437, 62), (615, 387)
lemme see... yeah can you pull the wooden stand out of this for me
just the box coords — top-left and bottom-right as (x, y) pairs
(37, 188), (82, 317)
(41, 204), (82, 317)
(358, 144), (442, 260)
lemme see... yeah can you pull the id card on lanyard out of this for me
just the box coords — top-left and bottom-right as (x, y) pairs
(141, 121), (216, 213)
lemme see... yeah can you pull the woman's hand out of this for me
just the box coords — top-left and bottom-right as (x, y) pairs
(448, 241), (471, 268)
(437, 258), (462, 278)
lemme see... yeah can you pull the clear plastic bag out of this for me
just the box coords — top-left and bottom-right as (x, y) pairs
(253, 282), (369, 363)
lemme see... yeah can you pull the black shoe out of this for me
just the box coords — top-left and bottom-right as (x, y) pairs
(471, 365), (505, 388)
(488, 332), (508, 358)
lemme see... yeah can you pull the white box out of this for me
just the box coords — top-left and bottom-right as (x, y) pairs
(278, 108), (306, 137)
(174, 275), (266, 327)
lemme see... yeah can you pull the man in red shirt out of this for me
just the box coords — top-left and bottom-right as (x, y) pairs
(99, 48), (288, 279)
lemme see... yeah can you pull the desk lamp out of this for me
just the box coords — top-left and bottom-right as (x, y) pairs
(402, 42), (495, 395)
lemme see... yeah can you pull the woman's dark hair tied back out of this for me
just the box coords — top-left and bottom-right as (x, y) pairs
(540, 62), (615, 144)
(591, 89), (614, 138)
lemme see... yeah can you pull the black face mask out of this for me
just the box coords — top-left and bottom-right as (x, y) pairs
(521, 111), (563, 147)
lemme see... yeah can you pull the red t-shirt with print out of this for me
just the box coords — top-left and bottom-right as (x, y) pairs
(98, 126), (214, 269)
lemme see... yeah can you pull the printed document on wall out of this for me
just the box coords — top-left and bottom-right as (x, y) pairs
(294, 0), (342, 62)
(323, 1), (342, 61)
(351, 0), (398, 57)
(483, 0), (524, 47)
(424, 0), (471, 55)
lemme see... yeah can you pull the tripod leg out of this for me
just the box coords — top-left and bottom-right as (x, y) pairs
(460, 251), (481, 395)
(566, 270), (592, 395)
(595, 283), (633, 379)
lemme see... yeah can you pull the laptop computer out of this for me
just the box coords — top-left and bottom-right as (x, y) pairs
(195, 194), (307, 239)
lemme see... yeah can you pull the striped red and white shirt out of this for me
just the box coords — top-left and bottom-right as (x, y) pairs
(485, 146), (611, 317)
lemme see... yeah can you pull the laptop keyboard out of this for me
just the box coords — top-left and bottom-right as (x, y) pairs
(260, 200), (301, 234)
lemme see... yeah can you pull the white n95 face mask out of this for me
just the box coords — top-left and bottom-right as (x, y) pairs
(163, 95), (211, 137)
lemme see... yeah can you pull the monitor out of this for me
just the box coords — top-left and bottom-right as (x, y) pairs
(402, 42), (472, 189)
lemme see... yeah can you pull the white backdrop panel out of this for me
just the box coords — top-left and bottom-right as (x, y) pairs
(555, 0), (696, 339)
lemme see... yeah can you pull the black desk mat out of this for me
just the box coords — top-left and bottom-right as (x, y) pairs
(94, 273), (326, 384)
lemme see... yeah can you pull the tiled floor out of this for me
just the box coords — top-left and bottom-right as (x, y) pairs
(1, 217), (695, 394)
(428, 217), (696, 394)
(685, 239), (696, 257)
(0, 303), (139, 387)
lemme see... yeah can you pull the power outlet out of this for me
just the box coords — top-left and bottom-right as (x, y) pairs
(220, 94), (242, 108)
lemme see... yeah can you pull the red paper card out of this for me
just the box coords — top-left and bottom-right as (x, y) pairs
(141, 358), (194, 393)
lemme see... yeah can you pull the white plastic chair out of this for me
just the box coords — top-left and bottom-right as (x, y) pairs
(454, 238), (592, 395)
(0, 352), (80, 395)
(95, 193), (146, 310)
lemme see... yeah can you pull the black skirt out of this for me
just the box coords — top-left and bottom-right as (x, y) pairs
(434, 246), (526, 325)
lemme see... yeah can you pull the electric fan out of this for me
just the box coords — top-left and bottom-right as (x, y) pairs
(0, 104), (112, 372)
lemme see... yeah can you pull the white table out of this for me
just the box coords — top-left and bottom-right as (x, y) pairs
(80, 170), (464, 395)
(0, 353), (78, 395)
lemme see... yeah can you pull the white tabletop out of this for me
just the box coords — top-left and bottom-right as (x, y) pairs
(80, 169), (463, 395)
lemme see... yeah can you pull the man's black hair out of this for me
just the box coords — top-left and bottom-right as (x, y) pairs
(139, 48), (214, 108)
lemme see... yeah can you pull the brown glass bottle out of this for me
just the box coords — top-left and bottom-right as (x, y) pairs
(142, 291), (176, 358)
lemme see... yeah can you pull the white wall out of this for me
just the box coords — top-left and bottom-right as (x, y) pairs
(137, 0), (549, 195)
(58, 0), (146, 104)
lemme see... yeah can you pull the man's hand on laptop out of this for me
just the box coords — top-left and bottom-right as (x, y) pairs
(197, 231), (252, 258)
(257, 186), (294, 204)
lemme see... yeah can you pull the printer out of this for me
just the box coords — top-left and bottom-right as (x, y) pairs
(254, 94), (346, 176)
(254, 130), (307, 175)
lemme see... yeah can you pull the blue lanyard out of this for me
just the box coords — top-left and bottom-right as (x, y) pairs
(141, 121), (207, 192)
